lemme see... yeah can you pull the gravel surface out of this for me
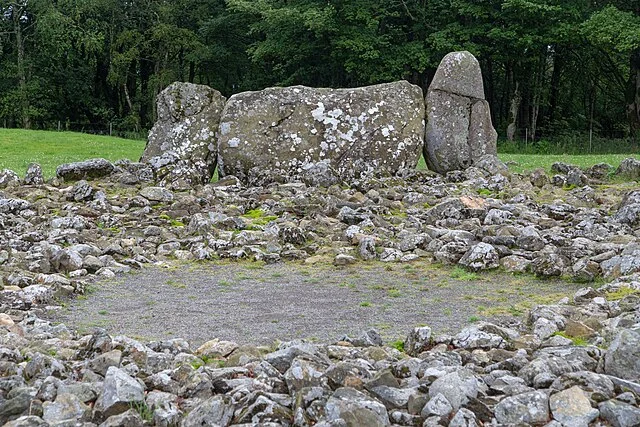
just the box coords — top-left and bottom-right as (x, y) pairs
(54, 260), (581, 346)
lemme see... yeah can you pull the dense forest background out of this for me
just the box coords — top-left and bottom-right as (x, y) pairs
(1, 0), (639, 153)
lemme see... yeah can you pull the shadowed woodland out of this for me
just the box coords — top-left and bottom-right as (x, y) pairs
(0, 0), (639, 151)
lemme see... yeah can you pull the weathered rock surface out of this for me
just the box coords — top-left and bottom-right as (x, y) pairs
(616, 157), (640, 180)
(141, 82), (226, 189)
(424, 51), (498, 174)
(0, 150), (639, 426)
(56, 158), (115, 181)
(217, 81), (425, 185)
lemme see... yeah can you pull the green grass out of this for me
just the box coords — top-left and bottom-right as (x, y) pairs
(1, 128), (637, 181)
(418, 153), (639, 174)
(0, 129), (145, 178)
(497, 153), (639, 174)
(450, 267), (480, 281)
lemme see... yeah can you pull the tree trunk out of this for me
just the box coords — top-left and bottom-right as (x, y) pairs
(547, 47), (563, 126)
(13, 3), (30, 129)
(628, 47), (640, 146)
(507, 82), (521, 142)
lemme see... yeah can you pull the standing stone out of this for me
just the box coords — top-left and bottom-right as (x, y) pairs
(217, 81), (425, 186)
(425, 51), (498, 174)
(141, 82), (226, 190)
(24, 163), (44, 185)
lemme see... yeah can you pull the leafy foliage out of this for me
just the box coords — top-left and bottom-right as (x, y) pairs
(0, 0), (638, 147)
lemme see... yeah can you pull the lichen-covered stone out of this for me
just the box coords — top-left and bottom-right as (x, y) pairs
(142, 82), (226, 189)
(425, 51), (497, 174)
(217, 81), (425, 186)
(56, 158), (114, 181)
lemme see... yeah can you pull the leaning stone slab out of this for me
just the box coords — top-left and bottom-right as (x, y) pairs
(425, 51), (497, 174)
(141, 82), (226, 189)
(56, 158), (114, 181)
(217, 81), (425, 186)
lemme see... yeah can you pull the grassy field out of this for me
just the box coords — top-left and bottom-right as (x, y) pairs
(417, 153), (638, 174)
(497, 153), (639, 174)
(0, 129), (145, 178)
(0, 128), (638, 178)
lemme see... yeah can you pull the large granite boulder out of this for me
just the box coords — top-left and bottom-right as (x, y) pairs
(217, 81), (425, 186)
(425, 51), (498, 174)
(141, 82), (226, 190)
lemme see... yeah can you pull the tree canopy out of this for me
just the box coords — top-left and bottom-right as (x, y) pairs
(0, 0), (638, 148)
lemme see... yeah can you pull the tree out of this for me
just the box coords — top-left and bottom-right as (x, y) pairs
(583, 4), (640, 142)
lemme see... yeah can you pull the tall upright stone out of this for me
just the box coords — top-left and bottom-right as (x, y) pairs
(217, 81), (425, 186)
(141, 82), (226, 190)
(424, 51), (498, 174)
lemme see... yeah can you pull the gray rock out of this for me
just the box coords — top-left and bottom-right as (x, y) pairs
(550, 371), (615, 402)
(474, 154), (508, 176)
(614, 203), (640, 227)
(94, 366), (145, 420)
(449, 408), (478, 427)
(342, 329), (383, 347)
(139, 186), (174, 203)
(616, 157), (640, 180)
(3, 416), (48, 427)
(56, 158), (115, 181)
(531, 253), (565, 277)
(530, 168), (550, 188)
(368, 386), (420, 410)
(0, 169), (21, 188)
(429, 51), (485, 99)
(42, 393), (91, 423)
(0, 390), (32, 425)
(453, 322), (515, 350)
(598, 399), (640, 427)
(284, 358), (327, 392)
(458, 242), (499, 271)
(549, 386), (599, 426)
(494, 390), (550, 425)
(89, 350), (122, 376)
(325, 387), (390, 427)
(181, 395), (235, 427)
(24, 163), (44, 185)
(424, 51), (497, 174)
(421, 393), (453, 418)
(0, 197), (31, 214)
(516, 226), (545, 251)
(519, 347), (598, 386)
(601, 245), (640, 279)
(218, 81), (425, 185)
(500, 255), (531, 273)
(604, 328), (640, 382)
(404, 326), (432, 356)
(70, 180), (93, 202)
(98, 408), (144, 427)
(142, 82), (226, 189)
(428, 369), (481, 410)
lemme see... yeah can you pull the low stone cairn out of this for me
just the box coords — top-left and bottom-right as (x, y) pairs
(0, 151), (639, 424)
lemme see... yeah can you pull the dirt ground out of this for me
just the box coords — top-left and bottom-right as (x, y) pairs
(54, 260), (582, 346)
